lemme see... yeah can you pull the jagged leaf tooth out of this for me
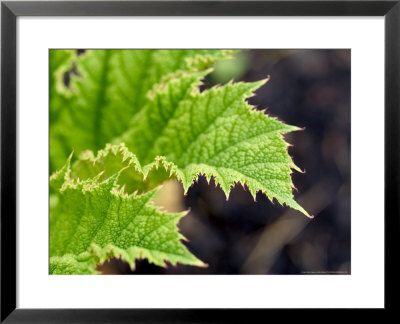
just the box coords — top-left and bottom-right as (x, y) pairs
(50, 152), (73, 193)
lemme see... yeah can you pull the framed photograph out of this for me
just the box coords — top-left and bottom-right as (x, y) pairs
(1, 0), (398, 321)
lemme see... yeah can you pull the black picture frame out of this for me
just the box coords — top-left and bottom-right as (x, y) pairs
(1, 0), (398, 322)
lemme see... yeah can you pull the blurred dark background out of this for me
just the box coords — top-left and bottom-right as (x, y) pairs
(99, 49), (351, 275)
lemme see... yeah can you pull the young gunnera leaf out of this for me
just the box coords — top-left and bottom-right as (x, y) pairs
(50, 147), (205, 274)
(117, 69), (310, 216)
(49, 49), (235, 173)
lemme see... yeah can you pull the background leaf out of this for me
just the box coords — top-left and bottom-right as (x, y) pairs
(50, 49), (235, 173)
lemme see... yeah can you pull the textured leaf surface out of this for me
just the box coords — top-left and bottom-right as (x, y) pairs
(50, 149), (204, 274)
(49, 49), (234, 172)
(118, 71), (309, 216)
(50, 253), (99, 275)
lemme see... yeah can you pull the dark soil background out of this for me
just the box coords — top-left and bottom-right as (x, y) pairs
(99, 49), (351, 275)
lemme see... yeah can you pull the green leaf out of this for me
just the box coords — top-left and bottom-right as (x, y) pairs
(118, 70), (309, 216)
(50, 147), (205, 274)
(49, 49), (235, 173)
